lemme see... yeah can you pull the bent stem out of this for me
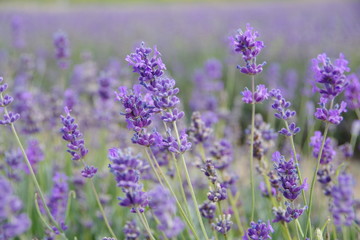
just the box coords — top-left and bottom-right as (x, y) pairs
(136, 209), (156, 240)
(249, 75), (256, 221)
(172, 121), (209, 240)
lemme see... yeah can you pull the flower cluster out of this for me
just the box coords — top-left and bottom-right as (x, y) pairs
(60, 107), (89, 161)
(273, 204), (306, 223)
(243, 220), (273, 240)
(209, 139), (233, 170)
(233, 23), (266, 75)
(24, 139), (44, 174)
(330, 173), (355, 226)
(125, 42), (166, 88)
(344, 73), (360, 110)
(212, 214), (233, 235)
(123, 220), (140, 240)
(108, 148), (149, 213)
(242, 85), (269, 104)
(0, 77), (20, 126)
(187, 111), (213, 145)
(246, 114), (277, 161)
(312, 53), (350, 99)
(272, 151), (307, 201)
(199, 201), (217, 220)
(53, 30), (71, 69)
(148, 186), (185, 238)
(0, 175), (31, 238)
(269, 88), (300, 136)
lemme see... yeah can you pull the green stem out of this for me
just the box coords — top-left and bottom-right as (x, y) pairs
(65, 191), (76, 222)
(147, 149), (200, 240)
(305, 122), (330, 239)
(283, 223), (293, 240)
(89, 178), (118, 239)
(227, 187), (244, 235)
(143, 148), (164, 187)
(34, 193), (55, 233)
(2, 96), (67, 238)
(355, 108), (360, 120)
(249, 75), (256, 221)
(172, 121), (209, 240)
(173, 154), (191, 216)
(136, 209), (156, 240)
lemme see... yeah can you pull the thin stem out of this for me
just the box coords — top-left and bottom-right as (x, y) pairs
(136, 209), (156, 240)
(89, 178), (118, 239)
(249, 75), (256, 221)
(34, 193), (55, 233)
(355, 108), (360, 120)
(173, 154), (191, 216)
(172, 122), (209, 240)
(227, 188), (244, 235)
(141, 212), (156, 240)
(305, 122), (330, 238)
(354, 222), (360, 233)
(283, 223), (293, 240)
(295, 219), (304, 238)
(147, 148), (200, 240)
(65, 191), (76, 222)
(2, 96), (67, 238)
(143, 148), (164, 187)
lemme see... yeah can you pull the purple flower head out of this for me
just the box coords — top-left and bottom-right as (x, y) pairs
(330, 173), (355, 226)
(116, 85), (153, 132)
(312, 53), (350, 99)
(208, 183), (227, 202)
(272, 151), (307, 201)
(310, 131), (336, 165)
(119, 187), (149, 213)
(0, 175), (31, 238)
(64, 89), (78, 111)
(201, 159), (218, 184)
(98, 72), (115, 101)
(60, 107), (88, 161)
(108, 148), (148, 190)
(81, 165), (98, 178)
(187, 111), (213, 144)
(125, 42), (166, 89)
(344, 73), (360, 110)
(161, 108), (184, 122)
(53, 30), (70, 69)
(245, 220), (273, 240)
(149, 185), (184, 238)
(0, 77), (20, 126)
(163, 130), (192, 154)
(209, 139), (233, 170)
(339, 143), (353, 159)
(233, 24), (266, 75)
(131, 129), (162, 147)
(269, 88), (297, 120)
(212, 214), (233, 235)
(259, 182), (276, 198)
(205, 59), (223, 80)
(241, 85), (269, 104)
(273, 204), (307, 223)
(314, 99), (347, 125)
(123, 220), (140, 240)
(199, 201), (217, 219)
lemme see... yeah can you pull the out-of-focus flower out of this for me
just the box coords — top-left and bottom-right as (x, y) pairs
(53, 30), (71, 69)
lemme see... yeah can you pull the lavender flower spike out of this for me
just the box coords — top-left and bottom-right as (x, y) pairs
(244, 220), (273, 240)
(53, 30), (71, 69)
(0, 77), (20, 126)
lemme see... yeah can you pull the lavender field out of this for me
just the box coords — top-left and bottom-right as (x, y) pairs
(1, 1), (360, 239)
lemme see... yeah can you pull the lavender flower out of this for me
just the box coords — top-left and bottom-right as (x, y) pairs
(201, 159), (218, 184)
(244, 220), (273, 240)
(60, 107), (88, 161)
(115, 85), (153, 132)
(0, 77), (20, 126)
(208, 183), (227, 202)
(339, 143), (353, 159)
(148, 186), (185, 238)
(241, 85), (269, 104)
(209, 139), (233, 170)
(125, 42), (166, 88)
(314, 99), (347, 125)
(81, 166), (98, 178)
(0, 175), (31, 238)
(272, 151), (307, 201)
(233, 24), (266, 75)
(272, 204), (306, 223)
(187, 111), (213, 144)
(330, 173), (355, 226)
(199, 201), (217, 219)
(212, 214), (232, 235)
(312, 53), (350, 100)
(344, 73), (360, 110)
(123, 220), (140, 240)
(11, 15), (26, 49)
(53, 30), (70, 69)
(310, 131), (336, 165)
(108, 148), (149, 213)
